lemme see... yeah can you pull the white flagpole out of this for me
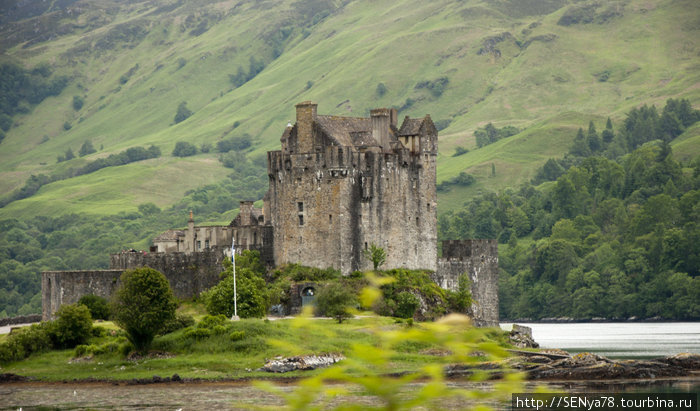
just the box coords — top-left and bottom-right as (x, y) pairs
(231, 236), (239, 321)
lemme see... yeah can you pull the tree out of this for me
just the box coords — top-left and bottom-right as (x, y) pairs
(174, 101), (193, 124)
(79, 140), (96, 157)
(363, 243), (386, 271)
(447, 274), (473, 313)
(203, 257), (269, 318)
(72, 95), (84, 111)
(52, 303), (93, 348)
(376, 82), (387, 97)
(172, 141), (197, 157)
(78, 294), (110, 320)
(111, 267), (177, 352)
(316, 282), (356, 323)
(64, 148), (75, 161)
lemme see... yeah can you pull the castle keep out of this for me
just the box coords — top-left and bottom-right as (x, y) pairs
(42, 101), (499, 326)
(267, 102), (437, 273)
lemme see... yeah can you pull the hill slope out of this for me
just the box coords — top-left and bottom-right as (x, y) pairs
(0, 0), (698, 219)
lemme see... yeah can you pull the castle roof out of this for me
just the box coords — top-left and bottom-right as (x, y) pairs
(397, 117), (424, 136)
(315, 115), (377, 147)
(154, 229), (184, 242)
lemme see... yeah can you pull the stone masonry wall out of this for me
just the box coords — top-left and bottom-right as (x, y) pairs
(109, 247), (225, 298)
(42, 248), (227, 320)
(42, 270), (123, 321)
(433, 240), (499, 327)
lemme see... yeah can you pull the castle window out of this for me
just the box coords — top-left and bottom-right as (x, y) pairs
(427, 203), (430, 211)
(329, 214), (332, 224)
(299, 215), (304, 226)
(416, 217), (420, 226)
(254, 232), (257, 244)
(205, 240), (209, 249)
(297, 202), (304, 212)
(197, 240), (201, 250)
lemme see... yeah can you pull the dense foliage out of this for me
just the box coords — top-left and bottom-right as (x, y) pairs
(111, 267), (177, 351)
(474, 122), (520, 148)
(0, 62), (68, 121)
(0, 303), (93, 364)
(315, 282), (357, 323)
(440, 99), (700, 320)
(202, 252), (270, 318)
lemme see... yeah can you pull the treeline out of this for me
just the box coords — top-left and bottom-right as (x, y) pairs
(439, 99), (700, 320)
(0, 145), (161, 208)
(0, 62), (69, 143)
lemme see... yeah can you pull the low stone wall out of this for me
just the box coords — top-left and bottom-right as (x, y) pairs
(42, 270), (123, 321)
(110, 248), (225, 299)
(43, 249), (228, 320)
(433, 239), (499, 327)
(0, 314), (42, 326)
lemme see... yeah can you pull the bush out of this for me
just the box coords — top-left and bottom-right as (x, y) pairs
(229, 331), (245, 341)
(160, 313), (195, 335)
(202, 265), (269, 318)
(111, 267), (177, 352)
(78, 294), (110, 320)
(52, 303), (93, 348)
(174, 101), (193, 124)
(394, 291), (420, 319)
(172, 141), (197, 157)
(72, 95), (84, 111)
(447, 274), (473, 314)
(316, 282), (357, 323)
(0, 322), (53, 364)
(453, 146), (469, 157)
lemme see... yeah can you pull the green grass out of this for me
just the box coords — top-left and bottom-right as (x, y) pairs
(2, 315), (510, 381)
(0, 0), (698, 218)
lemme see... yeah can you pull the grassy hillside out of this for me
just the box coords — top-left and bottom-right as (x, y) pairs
(0, 0), (698, 219)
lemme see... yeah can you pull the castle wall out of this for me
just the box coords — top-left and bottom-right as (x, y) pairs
(110, 248), (225, 298)
(433, 240), (499, 327)
(267, 145), (436, 275)
(42, 270), (123, 320)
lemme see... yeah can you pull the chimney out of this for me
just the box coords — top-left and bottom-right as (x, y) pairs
(390, 108), (397, 128)
(239, 201), (254, 226)
(370, 108), (391, 152)
(295, 101), (317, 153)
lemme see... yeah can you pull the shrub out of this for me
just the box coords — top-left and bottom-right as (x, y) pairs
(111, 267), (177, 352)
(160, 313), (195, 335)
(172, 141), (197, 157)
(52, 303), (93, 348)
(376, 82), (387, 97)
(174, 101), (193, 124)
(78, 140), (96, 157)
(447, 273), (473, 313)
(394, 291), (420, 319)
(202, 266), (269, 318)
(453, 146), (469, 157)
(72, 95), (84, 111)
(316, 282), (357, 323)
(78, 294), (110, 320)
(362, 243), (386, 271)
(229, 331), (245, 341)
(0, 322), (53, 364)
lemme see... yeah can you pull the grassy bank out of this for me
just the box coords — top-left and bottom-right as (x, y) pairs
(0, 314), (511, 382)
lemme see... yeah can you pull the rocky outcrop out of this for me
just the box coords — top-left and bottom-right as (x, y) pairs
(260, 353), (345, 373)
(509, 324), (539, 348)
(520, 352), (700, 380)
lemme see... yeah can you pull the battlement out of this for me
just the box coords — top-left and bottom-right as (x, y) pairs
(441, 239), (498, 260)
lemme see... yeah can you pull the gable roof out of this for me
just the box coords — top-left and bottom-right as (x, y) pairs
(315, 115), (374, 147)
(154, 229), (184, 242)
(397, 117), (424, 136)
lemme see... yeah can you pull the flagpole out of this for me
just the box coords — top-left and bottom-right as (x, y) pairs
(231, 236), (239, 321)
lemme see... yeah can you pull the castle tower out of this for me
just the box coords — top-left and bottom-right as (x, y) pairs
(267, 102), (437, 274)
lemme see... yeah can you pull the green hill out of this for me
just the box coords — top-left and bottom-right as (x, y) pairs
(0, 0), (699, 219)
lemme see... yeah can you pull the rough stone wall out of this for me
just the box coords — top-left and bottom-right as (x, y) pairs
(233, 225), (274, 266)
(109, 248), (225, 298)
(42, 270), (123, 320)
(433, 240), (499, 327)
(267, 144), (436, 275)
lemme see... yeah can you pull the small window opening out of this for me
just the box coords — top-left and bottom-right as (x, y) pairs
(427, 203), (430, 211)
(329, 214), (333, 224)
(298, 202), (304, 212)
(205, 240), (210, 249)
(416, 217), (420, 226)
(364, 242), (368, 250)
(197, 240), (201, 250)
(299, 215), (304, 226)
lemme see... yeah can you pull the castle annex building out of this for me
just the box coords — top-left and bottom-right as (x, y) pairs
(42, 102), (499, 326)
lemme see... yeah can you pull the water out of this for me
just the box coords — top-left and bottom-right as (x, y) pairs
(501, 322), (700, 359)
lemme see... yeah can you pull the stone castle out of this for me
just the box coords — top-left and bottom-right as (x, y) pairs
(42, 102), (499, 326)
